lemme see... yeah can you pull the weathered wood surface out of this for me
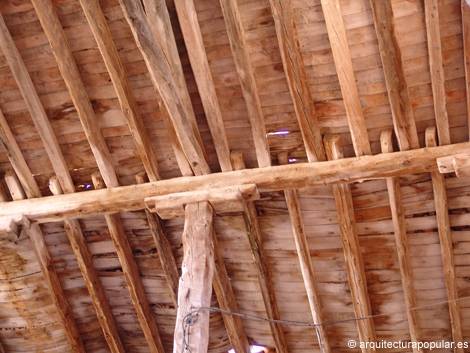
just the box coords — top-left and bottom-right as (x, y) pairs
(3, 141), (470, 224)
(324, 135), (376, 352)
(380, 130), (422, 352)
(320, 0), (371, 157)
(231, 151), (288, 353)
(463, 0), (470, 139)
(118, 0), (210, 176)
(145, 184), (259, 219)
(219, 0), (271, 168)
(268, 0), (326, 162)
(426, 127), (464, 352)
(79, 0), (161, 182)
(31, 0), (119, 188)
(92, 173), (165, 353)
(174, 0), (232, 172)
(278, 152), (331, 352)
(173, 202), (214, 353)
(369, 0), (419, 151)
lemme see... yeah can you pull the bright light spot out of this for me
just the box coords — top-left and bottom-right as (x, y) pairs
(288, 158), (297, 163)
(228, 345), (266, 353)
(85, 184), (91, 189)
(267, 130), (290, 136)
(466, 0), (470, 7)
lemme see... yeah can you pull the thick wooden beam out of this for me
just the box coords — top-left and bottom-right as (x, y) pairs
(425, 127), (463, 352)
(5, 176), (85, 352)
(463, 0), (470, 139)
(4, 170), (27, 201)
(136, 173), (179, 308)
(424, 0), (450, 145)
(278, 153), (331, 352)
(320, 0), (371, 156)
(3, 141), (470, 224)
(79, 0), (161, 182)
(210, 227), (250, 353)
(220, 0), (271, 168)
(0, 109), (41, 199)
(0, 12), (75, 193)
(324, 135), (376, 352)
(231, 152), (288, 353)
(49, 177), (125, 353)
(173, 202), (215, 353)
(173, 0), (232, 171)
(118, 0), (210, 176)
(380, 130), (422, 353)
(369, 0), (419, 151)
(92, 173), (165, 353)
(268, 0), (326, 162)
(31, 0), (118, 187)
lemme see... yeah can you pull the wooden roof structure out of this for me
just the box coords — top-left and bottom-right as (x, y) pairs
(0, 0), (470, 352)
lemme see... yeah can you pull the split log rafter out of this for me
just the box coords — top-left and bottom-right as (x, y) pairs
(118, 0), (210, 176)
(268, 0), (326, 162)
(320, 0), (371, 157)
(380, 130), (422, 353)
(231, 151), (288, 353)
(220, 0), (272, 168)
(369, 0), (419, 151)
(324, 135), (376, 353)
(425, 127), (463, 352)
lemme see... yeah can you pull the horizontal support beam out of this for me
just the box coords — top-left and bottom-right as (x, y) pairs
(2, 141), (470, 224)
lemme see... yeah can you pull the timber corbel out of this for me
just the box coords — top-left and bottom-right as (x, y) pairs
(436, 152), (470, 177)
(144, 184), (259, 219)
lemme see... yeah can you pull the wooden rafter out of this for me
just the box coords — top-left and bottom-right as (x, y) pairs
(278, 152), (331, 352)
(369, 0), (419, 151)
(380, 130), (422, 353)
(136, 172), (179, 308)
(92, 172), (165, 353)
(210, 227), (250, 353)
(4, 174), (85, 352)
(268, 0), (326, 162)
(320, 0), (371, 157)
(220, 0), (271, 168)
(231, 151), (288, 353)
(463, 0), (470, 139)
(0, 12), (75, 194)
(324, 135), (376, 352)
(425, 127), (463, 352)
(4, 140), (470, 224)
(79, 0), (161, 182)
(49, 177), (125, 353)
(0, 109), (41, 199)
(173, 0), (233, 171)
(31, 0), (119, 187)
(118, 0), (210, 176)
(173, 202), (215, 353)
(424, 0), (450, 145)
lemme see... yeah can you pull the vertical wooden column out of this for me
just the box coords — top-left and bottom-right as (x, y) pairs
(173, 202), (215, 353)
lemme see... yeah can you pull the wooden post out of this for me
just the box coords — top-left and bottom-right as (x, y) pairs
(173, 202), (215, 353)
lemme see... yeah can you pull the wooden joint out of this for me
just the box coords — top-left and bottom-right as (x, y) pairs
(436, 153), (470, 177)
(144, 184), (260, 219)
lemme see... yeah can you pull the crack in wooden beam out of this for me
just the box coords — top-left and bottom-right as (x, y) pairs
(425, 127), (463, 352)
(220, 0), (272, 168)
(119, 0), (210, 176)
(173, 0), (233, 171)
(268, 0), (326, 162)
(380, 130), (422, 353)
(231, 151), (288, 353)
(369, 0), (419, 151)
(79, 0), (161, 182)
(324, 135), (376, 353)
(424, 0), (450, 145)
(320, 0), (371, 157)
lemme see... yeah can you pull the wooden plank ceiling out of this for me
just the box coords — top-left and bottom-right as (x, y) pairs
(0, 0), (470, 352)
